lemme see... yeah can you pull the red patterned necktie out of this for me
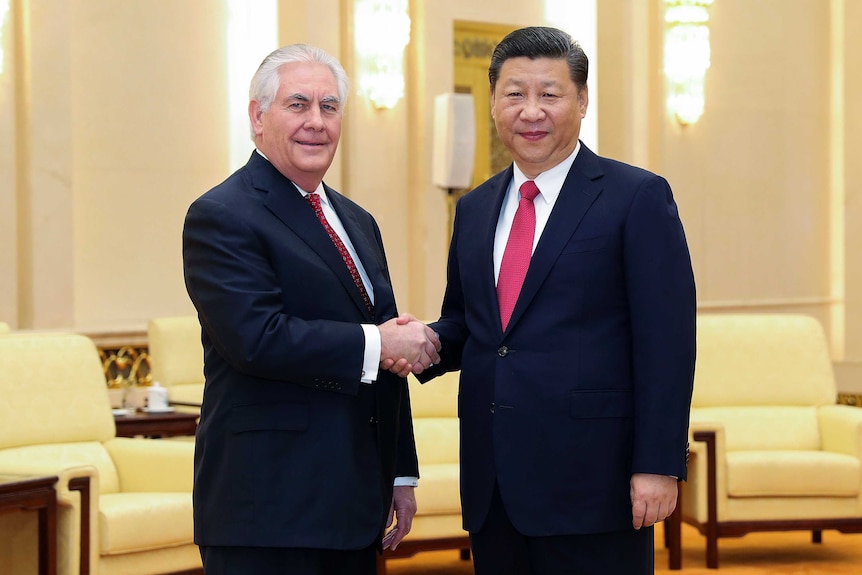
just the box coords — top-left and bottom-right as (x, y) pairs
(306, 193), (375, 318)
(497, 180), (540, 331)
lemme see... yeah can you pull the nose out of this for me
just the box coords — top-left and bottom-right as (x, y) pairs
(304, 106), (325, 130)
(520, 95), (546, 122)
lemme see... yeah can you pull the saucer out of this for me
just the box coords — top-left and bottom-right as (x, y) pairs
(143, 406), (175, 413)
(112, 408), (131, 416)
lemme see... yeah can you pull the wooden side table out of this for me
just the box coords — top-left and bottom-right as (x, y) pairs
(114, 410), (199, 438)
(0, 474), (58, 575)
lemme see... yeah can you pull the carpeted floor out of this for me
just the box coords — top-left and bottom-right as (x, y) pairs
(385, 523), (862, 574)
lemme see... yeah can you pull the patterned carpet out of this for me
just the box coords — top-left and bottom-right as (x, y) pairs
(385, 524), (862, 574)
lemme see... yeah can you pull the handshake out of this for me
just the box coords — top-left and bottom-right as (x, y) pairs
(378, 314), (441, 378)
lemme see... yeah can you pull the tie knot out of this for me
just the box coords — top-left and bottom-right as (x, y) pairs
(519, 180), (540, 202)
(305, 192), (322, 209)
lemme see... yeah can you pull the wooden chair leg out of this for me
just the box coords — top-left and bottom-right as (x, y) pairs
(812, 530), (822, 544)
(706, 528), (719, 569)
(663, 518), (670, 548)
(666, 503), (682, 570)
(376, 552), (387, 575)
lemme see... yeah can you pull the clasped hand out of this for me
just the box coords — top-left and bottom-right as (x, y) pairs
(379, 314), (440, 377)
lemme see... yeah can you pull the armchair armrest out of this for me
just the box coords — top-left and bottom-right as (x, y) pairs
(687, 421), (729, 520)
(0, 456), (97, 507)
(818, 404), (862, 459)
(0, 457), (97, 575)
(104, 437), (194, 492)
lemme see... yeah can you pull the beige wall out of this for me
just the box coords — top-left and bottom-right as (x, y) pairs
(1, 0), (860, 391)
(71, 2), (232, 330)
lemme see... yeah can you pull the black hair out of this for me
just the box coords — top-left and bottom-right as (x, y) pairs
(488, 26), (588, 91)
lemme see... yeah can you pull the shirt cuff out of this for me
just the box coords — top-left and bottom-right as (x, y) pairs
(394, 476), (419, 487)
(360, 324), (381, 384)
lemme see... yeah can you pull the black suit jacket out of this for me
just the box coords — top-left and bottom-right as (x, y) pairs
(423, 143), (696, 536)
(183, 151), (418, 550)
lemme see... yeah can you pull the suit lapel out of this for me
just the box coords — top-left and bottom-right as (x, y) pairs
(251, 154), (374, 321)
(479, 168), (514, 334)
(325, 185), (396, 320)
(504, 144), (604, 333)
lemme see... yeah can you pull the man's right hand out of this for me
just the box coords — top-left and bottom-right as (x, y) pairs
(379, 315), (440, 377)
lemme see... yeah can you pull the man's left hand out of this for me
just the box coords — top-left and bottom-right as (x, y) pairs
(383, 485), (417, 550)
(630, 473), (678, 529)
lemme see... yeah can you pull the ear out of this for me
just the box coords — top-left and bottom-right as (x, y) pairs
(249, 100), (264, 136)
(490, 89), (496, 121)
(578, 85), (589, 118)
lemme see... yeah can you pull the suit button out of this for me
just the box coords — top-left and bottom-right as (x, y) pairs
(490, 403), (495, 414)
(497, 346), (508, 357)
(369, 416), (378, 424)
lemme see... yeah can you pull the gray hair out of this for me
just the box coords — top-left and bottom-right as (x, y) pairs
(248, 44), (349, 136)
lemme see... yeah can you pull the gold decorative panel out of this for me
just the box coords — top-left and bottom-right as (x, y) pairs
(453, 21), (516, 191)
(838, 393), (862, 408)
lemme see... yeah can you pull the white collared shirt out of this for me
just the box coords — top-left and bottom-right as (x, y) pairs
(293, 182), (381, 385)
(493, 143), (581, 283)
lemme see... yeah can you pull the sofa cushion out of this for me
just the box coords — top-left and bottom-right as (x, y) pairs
(691, 407), (821, 451)
(727, 450), (860, 497)
(409, 371), (459, 417)
(167, 383), (204, 406)
(693, 314), (836, 409)
(147, 316), (204, 389)
(99, 492), (193, 554)
(415, 463), (461, 515)
(0, 442), (121, 493)
(414, 418), (459, 466)
(0, 333), (115, 449)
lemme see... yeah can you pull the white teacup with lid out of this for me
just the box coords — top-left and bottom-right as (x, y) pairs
(147, 382), (169, 411)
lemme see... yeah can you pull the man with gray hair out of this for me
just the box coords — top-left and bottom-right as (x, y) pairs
(183, 44), (439, 574)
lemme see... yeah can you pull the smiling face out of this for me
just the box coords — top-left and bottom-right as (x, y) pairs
(491, 56), (588, 179)
(249, 61), (342, 191)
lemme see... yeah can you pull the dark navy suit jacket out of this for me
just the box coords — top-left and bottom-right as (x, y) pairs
(422, 143), (696, 536)
(183, 151), (418, 549)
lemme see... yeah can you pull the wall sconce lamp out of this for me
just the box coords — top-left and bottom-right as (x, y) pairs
(664, 0), (713, 125)
(354, 0), (411, 110)
(0, 0), (10, 75)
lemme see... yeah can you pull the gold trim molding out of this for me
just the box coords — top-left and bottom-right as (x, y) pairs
(838, 393), (862, 408)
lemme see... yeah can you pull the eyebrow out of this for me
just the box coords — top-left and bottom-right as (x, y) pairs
(506, 79), (563, 89)
(285, 93), (340, 105)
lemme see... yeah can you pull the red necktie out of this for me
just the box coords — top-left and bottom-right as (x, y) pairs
(497, 180), (540, 331)
(306, 193), (375, 318)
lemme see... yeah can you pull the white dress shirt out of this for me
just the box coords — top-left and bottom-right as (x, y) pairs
(293, 182), (382, 385)
(493, 143), (581, 282)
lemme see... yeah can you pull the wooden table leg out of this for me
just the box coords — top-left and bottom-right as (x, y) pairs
(37, 494), (58, 575)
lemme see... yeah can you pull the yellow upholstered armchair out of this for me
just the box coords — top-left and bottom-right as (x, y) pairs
(0, 321), (10, 333)
(0, 332), (201, 575)
(669, 314), (862, 569)
(147, 316), (205, 410)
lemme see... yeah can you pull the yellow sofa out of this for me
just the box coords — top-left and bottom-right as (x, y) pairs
(146, 316), (205, 410)
(377, 370), (469, 574)
(0, 321), (10, 333)
(0, 332), (201, 575)
(669, 314), (862, 569)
